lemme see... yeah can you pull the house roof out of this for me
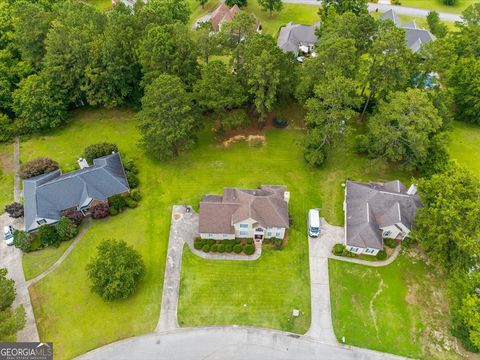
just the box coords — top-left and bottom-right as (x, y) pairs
(345, 180), (421, 250)
(380, 9), (435, 52)
(210, 1), (240, 30)
(24, 153), (129, 232)
(199, 185), (289, 234)
(277, 22), (319, 55)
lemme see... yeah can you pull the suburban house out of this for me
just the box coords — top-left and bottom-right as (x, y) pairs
(343, 180), (421, 256)
(199, 185), (290, 246)
(111, 0), (143, 7)
(277, 22), (319, 59)
(23, 153), (130, 232)
(380, 9), (436, 52)
(193, 1), (261, 32)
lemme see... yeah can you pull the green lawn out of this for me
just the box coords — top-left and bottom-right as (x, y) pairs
(449, 121), (480, 176)
(329, 250), (461, 359)
(400, 0), (475, 14)
(23, 240), (74, 281)
(0, 143), (14, 211)
(86, 0), (112, 12)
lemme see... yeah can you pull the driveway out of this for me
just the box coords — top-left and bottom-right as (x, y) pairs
(0, 213), (39, 342)
(76, 326), (409, 360)
(283, 0), (463, 22)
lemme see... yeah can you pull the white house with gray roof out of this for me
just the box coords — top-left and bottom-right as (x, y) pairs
(343, 180), (421, 255)
(380, 9), (435, 52)
(23, 152), (129, 232)
(199, 186), (290, 247)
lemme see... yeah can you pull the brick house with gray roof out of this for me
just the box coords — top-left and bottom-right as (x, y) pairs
(344, 180), (421, 255)
(23, 152), (129, 232)
(199, 185), (290, 247)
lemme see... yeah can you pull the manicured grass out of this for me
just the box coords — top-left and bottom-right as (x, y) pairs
(400, 0), (475, 14)
(329, 249), (462, 359)
(0, 143), (14, 212)
(23, 106), (408, 359)
(86, 0), (112, 12)
(449, 121), (480, 176)
(23, 240), (74, 281)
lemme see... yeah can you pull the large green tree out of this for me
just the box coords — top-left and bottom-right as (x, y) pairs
(137, 23), (199, 87)
(136, 0), (190, 29)
(450, 56), (480, 124)
(194, 22), (219, 64)
(220, 11), (257, 48)
(320, 0), (368, 17)
(0, 268), (26, 341)
(258, 0), (283, 16)
(138, 74), (197, 159)
(363, 88), (448, 174)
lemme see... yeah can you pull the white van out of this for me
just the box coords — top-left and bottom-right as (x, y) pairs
(308, 209), (320, 237)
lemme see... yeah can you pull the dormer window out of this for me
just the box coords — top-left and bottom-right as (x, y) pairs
(37, 219), (47, 225)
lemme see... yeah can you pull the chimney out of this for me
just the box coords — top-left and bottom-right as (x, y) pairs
(407, 184), (417, 196)
(284, 191), (290, 203)
(77, 158), (89, 169)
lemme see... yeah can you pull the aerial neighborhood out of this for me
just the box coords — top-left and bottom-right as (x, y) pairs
(0, 0), (479, 359)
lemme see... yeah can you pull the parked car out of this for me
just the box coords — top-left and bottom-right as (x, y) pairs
(308, 209), (320, 238)
(3, 225), (14, 246)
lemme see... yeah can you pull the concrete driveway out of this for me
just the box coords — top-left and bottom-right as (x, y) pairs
(0, 213), (39, 342)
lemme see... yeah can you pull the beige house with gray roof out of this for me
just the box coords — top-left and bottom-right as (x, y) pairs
(344, 180), (421, 256)
(199, 186), (290, 247)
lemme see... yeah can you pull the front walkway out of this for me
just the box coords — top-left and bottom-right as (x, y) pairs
(329, 245), (401, 267)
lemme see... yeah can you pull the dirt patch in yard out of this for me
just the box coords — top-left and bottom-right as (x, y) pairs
(0, 145), (13, 174)
(221, 134), (266, 148)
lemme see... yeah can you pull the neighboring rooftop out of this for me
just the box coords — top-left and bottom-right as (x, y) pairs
(345, 180), (421, 250)
(380, 9), (436, 52)
(199, 185), (289, 234)
(210, 1), (241, 30)
(277, 22), (319, 55)
(24, 153), (129, 232)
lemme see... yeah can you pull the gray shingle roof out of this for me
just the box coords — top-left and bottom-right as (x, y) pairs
(345, 180), (421, 250)
(380, 9), (435, 52)
(277, 22), (319, 56)
(199, 185), (289, 234)
(24, 153), (129, 232)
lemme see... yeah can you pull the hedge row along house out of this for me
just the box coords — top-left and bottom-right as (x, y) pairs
(199, 185), (290, 247)
(23, 153), (130, 232)
(344, 180), (421, 256)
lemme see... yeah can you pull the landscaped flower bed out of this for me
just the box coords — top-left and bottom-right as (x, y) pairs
(193, 238), (256, 255)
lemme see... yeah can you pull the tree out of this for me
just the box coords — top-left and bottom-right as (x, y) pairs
(364, 88), (448, 174)
(462, 3), (480, 25)
(0, 113), (13, 143)
(358, 21), (413, 121)
(38, 225), (60, 247)
(458, 294), (480, 350)
(137, 23), (199, 87)
(258, 0), (283, 16)
(12, 73), (68, 133)
(442, 0), (457, 5)
(136, 0), (190, 29)
(226, 0), (247, 6)
(193, 61), (246, 115)
(12, 230), (33, 253)
(198, 0), (208, 8)
(0, 268), (26, 340)
(138, 74), (197, 159)
(303, 74), (360, 166)
(0, 268), (15, 311)
(86, 239), (145, 301)
(450, 57), (480, 124)
(91, 203), (109, 219)
(56, 217), (78, 241)
(426, 11), (447, 38)
(19, 157), (59, 179)
(220, 11), (257, 48)
(62, 209), (84, 226)
(194, 22), (219, 64)
(320, 0), (368, 17)
(83, 142), (118, 163)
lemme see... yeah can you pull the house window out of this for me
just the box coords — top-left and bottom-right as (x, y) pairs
(383, 230), (392, 238)
(208, 234), (213, 237)
(37, 219), (47, 225)
(267, 232), (272, 237)
(239, 231), (248, 237)
(255, 228), (263, 232)
(365, 249), (376, 254)
(275, 232), (281, 237)
(239, 224), (248, 228)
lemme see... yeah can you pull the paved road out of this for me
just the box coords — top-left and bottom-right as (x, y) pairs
(283, 0), (463, 22)
(76, 326), (409, 360)
(0, 214), (39, 342)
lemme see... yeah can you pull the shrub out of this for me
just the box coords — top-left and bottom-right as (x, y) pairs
(217, 243), (225, 253)
(0, 268), (16, 311)
(91, 202), (109, 219)
(354, 134), (369, 154)
(0, 114), (14, 143)
(235, 239), (241, 244)
(384, 238), (397, 248)
(333, 243), (346, 256)
(56, 216), (78, 241)
(38, 224), (60, 247)
(5, 202), (24, 218)
(246, 238), (253, 245)
(272, 238), (283, 250)
(109, 195), (127, 211)
(376, 250), (387, 260)
(211, 244), (218, 252)
(62, 209), (84, 226)
(194, 239), (203, 250)
(125, 197), (138, 209)
(225, 244), (233, 252)
(126, 172), (139, 189)
(244, 244), (255, 255)
(86, 239), (145, 301)
(12, 230), (33, 252)
(19, 157), (59, 179)
(202, 244), (210, 252)
(82, 143), (118, 164)
(123, 158), (138, 174)
(109, 207), (118, 216)
(222, 110), (250, 131)
(207, 239), (215, 246)
(130, 189), (141, 202)
(30, 236), (42, 251)
(233, 244), (243, 253)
